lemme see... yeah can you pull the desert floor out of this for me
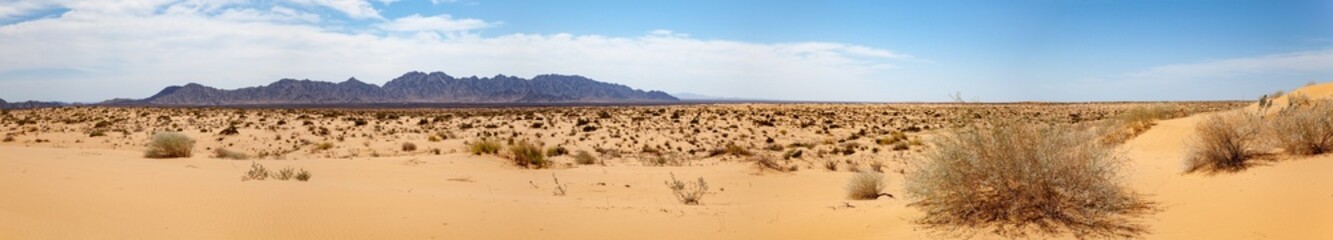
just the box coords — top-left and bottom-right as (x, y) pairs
(1, 100), (1331, 239)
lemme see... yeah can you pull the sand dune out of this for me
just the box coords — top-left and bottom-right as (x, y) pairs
(3, 100), (1331, 239)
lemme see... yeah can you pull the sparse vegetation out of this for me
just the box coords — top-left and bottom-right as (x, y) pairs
(242, 162), (310, 182)
(402, 142), (417, 152)
(144, 132), (194, 158)
(469, 139), (502, 155)
(905, 118), (1155, 239)
(509, 141), (548, 168)
(1185, 112), (1265, 173)
(847, 171), (888, 200)
(1105, 104), (1180, 144)
(665, 173), (709, 205)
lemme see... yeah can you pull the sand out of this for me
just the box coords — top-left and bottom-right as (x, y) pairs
(2, 99), (1331, 239)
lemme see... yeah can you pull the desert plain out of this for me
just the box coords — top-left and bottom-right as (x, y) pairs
(3, 85), (1333, 239)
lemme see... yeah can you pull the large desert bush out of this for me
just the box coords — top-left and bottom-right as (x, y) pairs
(1268, 100), (1333, 156)
(905, 118), (1155, 239)
(1185, 112), (1264, 173)
(144, 132), (194, 158)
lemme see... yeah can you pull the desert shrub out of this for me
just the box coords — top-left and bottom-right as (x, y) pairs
(144, 132), (194, 158)
(905, 118), (1155, 239)
(243, 162), (269, 181)
(89, 130), (106, 137)
(1185, 112), (1264, 173)
(295, 169), (312, 181)
(313, 142), (334, 151)
(241, 163), (310, 182)
(274, 167), (296, 180)
(547, 146), (569, 157)
(219, 125), (240, 135)
(573, 150), (598, 165)
(213, 148), (249, 160)
(847, 171), (887, 200)
(665, 173), (709, 205)
(509, 141), (548, 168)
(1268, 100), (1333, 156)
(469, 139), (501, 155)
(402, 142), (417, 152)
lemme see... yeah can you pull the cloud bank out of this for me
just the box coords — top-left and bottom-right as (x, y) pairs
(0, 0), (912, 102)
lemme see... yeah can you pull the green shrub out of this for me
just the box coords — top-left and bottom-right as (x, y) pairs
(144, 132), (194, 158)
(469, 139), (501, 155)
(509, 141), (548, 168)
(905, 118), (1155, 239)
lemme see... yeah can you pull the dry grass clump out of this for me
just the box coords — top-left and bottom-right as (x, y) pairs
(573, 150), (598, 165)
(1268, 100), (1333, 156)
(905, 118), (1155, 239)
(1185, 112), (1265, 173)
(469, 139), (502, 155)
(509, 141), (548, 168)
(242, 162), (311, 182)
(665, 173), (709, 205)
(144, 132), (194, 158)
(213, 148), (249, 160)
(847, 171), (888, 200)
(401, 142), (417, 152)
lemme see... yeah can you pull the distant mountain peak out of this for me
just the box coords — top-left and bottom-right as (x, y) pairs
(129, 71), (677, 106)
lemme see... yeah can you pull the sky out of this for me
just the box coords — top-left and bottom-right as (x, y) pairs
(1, 0), (1332, 102)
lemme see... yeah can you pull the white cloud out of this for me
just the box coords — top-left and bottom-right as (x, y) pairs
(1134, 49), (1333, 79)
(0, 1), (913, 102)
(287, 0), (381, 19)
(379, 14), (496, 33)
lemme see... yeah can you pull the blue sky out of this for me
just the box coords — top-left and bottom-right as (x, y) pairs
(1, 0), (1331, 102)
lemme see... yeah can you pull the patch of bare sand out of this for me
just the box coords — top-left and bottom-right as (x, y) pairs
(1122, 113), (1333, 239)
(0, 145), (924, 239)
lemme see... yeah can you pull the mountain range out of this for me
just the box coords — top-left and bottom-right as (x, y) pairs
(125, 71), (677, 106)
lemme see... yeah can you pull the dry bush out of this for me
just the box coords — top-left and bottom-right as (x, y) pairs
(144, 132), (194, 158)
(573, 150), (598, 165)
(509, 141), (548, 168)
(295, 169), (312, 181)
(1185, 112), (1265, 173)
(213, 148), (249, 160)
(665, 173), (709, 205)
(274, 167), (296, 180)
(1268, 100), (1333, 156)
(469, 139), (502, 155)
(402, 142), (417, 152)
(847, 171), (887, 200)
(243, 162), (269, 181)
(905, 118), (1155, 239)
